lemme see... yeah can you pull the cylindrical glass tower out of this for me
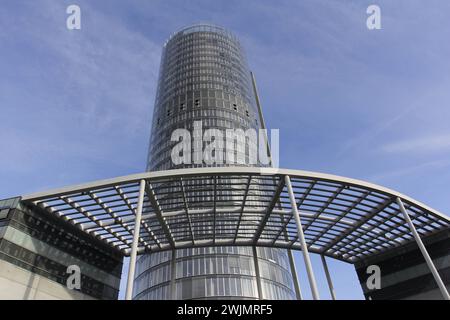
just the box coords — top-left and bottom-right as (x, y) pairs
(133, 24), (296, 300)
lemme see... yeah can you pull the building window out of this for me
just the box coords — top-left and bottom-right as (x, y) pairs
(0, 208), (9, 219)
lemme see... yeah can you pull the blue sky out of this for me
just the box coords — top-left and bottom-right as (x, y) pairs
(1, 0), (450, 300)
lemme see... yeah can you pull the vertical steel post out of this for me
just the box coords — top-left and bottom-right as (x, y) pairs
(287, 249), (303, 300)
(252, 246), (263, 300)
(125, 179), (146, 300)
(321, 254), (336, 300)
(396, 197), (450, 300)
(250, 71), (273, 166)
(285, 175), (320, 300)
(170, 249), (177, 299)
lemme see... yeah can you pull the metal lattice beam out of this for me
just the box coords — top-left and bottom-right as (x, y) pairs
(20, 167), (449, 263)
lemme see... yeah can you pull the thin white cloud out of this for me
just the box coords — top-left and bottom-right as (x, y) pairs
(367, 159), (450, 183)
(0, 1), (163, 178)
(0, 0), (161, 133)
(380, 134), (450, 154)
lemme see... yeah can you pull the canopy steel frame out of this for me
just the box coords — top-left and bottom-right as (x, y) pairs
(20, 167), (450, 299)
(21, 167), (449, 263)
(21, 167), (450, 299)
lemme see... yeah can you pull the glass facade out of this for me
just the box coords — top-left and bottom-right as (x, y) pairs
(0, 197), (123, 300)
(134, 246), (295, 300)
(135, 24), (295, 300)
(147, 24), (261, 171)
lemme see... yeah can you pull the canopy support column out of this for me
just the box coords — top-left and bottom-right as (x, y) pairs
(396, 197), (450, 300)
(170, 248), (177, 299)
(285, 175), (320, 300)
(125, 179), (146, 300)
(288, 249), (303, 300)
(252, 246), (263, 299)
(321, 254), (336, 300)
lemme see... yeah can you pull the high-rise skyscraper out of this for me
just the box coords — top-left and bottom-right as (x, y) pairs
(132, 24), (297, 300)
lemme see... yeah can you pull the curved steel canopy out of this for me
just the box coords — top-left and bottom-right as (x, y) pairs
(21, 167), (450, 264)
